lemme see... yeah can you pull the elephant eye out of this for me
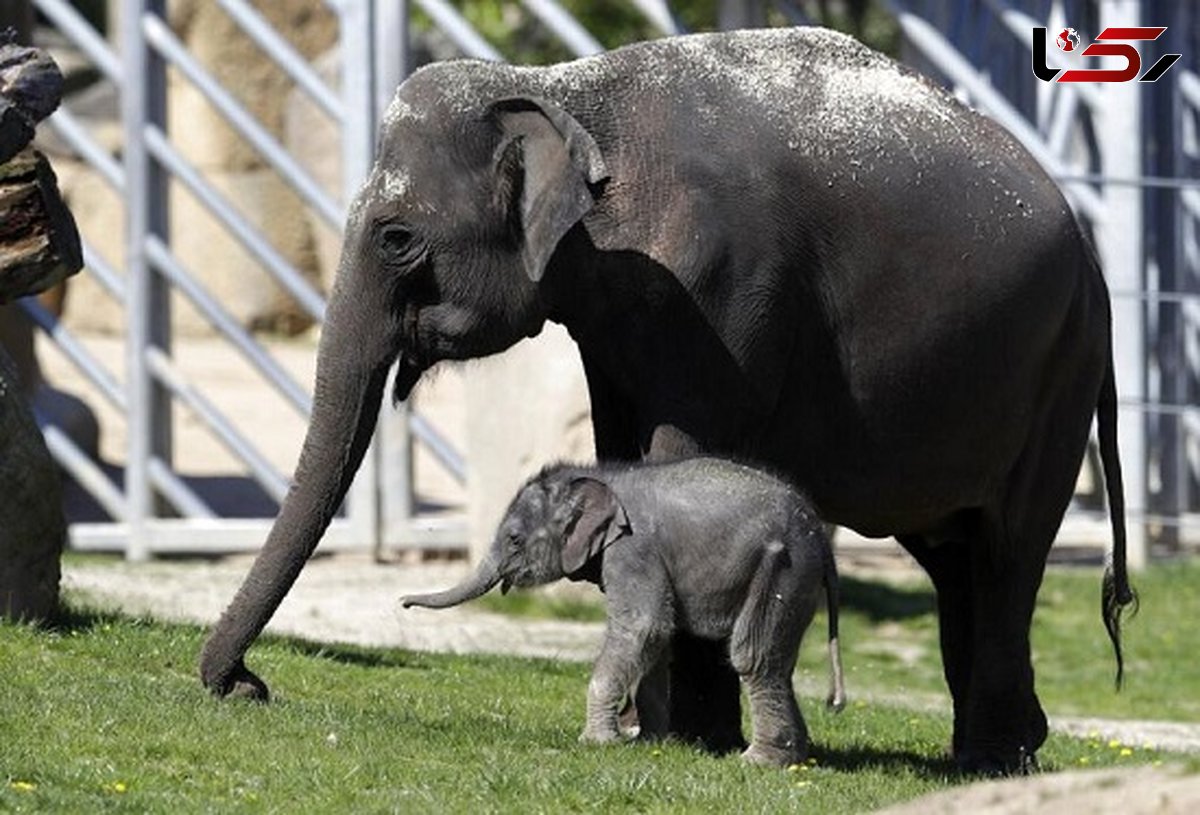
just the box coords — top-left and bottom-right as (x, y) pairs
(377, 223), (423, 267)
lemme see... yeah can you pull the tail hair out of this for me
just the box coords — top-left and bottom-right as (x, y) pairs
(1097, 354), (1138, 689)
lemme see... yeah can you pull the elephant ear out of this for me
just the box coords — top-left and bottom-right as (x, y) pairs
(490, 96), (609, 282)
(561, 477), (630, 576)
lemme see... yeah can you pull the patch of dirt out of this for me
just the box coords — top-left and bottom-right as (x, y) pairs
(875, 765), (1200, 814)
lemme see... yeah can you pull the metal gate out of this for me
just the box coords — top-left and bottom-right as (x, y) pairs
(26, 0), (680, 560)
(25, 0), (465, 558)
(26, 0), (1198, 564)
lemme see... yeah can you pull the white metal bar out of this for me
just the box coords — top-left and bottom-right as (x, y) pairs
(82, 240), (128, 305)
(1181, 70), (1200, 113)
(143, 125), (327, 322)
(148, 457), (217, 519)
(32, 0), (123, 84)
(216, 0), (345, 121)
(124, 0), (173, 562)
(1098, 0), (1147, 570)
(410, 412), (466, 484)
(144, 346), (291, 503)
(36, 417), (128, 522)
(19, 299), (126, 411)
(519, 0), (604, 57)
(144, 236), (311, 416)
(627, 0), (685, 35)
(46, 108), (125, 194)
(412, 0), (505, 61)
(68, 516), (468, 553)
(341, 0), (382, 550)
(141, 13), (344, 227)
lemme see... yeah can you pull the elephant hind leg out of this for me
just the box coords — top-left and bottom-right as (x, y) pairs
(956, 367), (1101, 773)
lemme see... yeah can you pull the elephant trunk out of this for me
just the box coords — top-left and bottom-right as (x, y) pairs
(401, 551), (502, 609)
(199, 247), (421, 698)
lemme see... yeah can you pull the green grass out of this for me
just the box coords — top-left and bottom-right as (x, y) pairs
(469, 559), (1200, 724)
(2, 560), (1194, 814)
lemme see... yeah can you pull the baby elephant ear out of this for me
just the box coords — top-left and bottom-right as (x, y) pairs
(489, 96), (609, 283)
(561, 477), (630, 576)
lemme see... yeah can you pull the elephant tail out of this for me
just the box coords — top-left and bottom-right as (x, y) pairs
(823, 541), (846, 712)
(1097, 352), (1138, 689)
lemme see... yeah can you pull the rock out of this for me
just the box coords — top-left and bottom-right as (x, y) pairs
(0, 148), (82, 302)
(0, 345), (64, 621)
(463, 323), (593, 561)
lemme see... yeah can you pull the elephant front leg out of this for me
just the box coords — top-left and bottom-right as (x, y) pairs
(898, 534), (974, 757)
(582, 632), (667, 745)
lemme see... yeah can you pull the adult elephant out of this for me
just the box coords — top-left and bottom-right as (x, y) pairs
(199, 27), (1133, 773)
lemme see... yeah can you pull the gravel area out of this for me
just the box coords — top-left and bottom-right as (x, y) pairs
(63, 553), (603, 662)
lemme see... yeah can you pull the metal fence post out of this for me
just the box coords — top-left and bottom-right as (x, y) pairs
(374, 0), (416, 555)
(1098, 0), (1148, 568)
(340, 0), (382, 549)
(122, 0), (172, 560)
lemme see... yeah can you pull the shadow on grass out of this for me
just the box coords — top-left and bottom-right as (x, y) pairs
(839, 576), (936, 622)
(43, 603), (141, 633)
(274, 637), (433, 671)
(813, 742), (957, 780)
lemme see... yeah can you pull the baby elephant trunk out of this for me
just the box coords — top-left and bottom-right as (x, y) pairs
(401, 552), (502, 609)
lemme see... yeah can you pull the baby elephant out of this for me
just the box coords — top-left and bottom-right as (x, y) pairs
(402, 457), (845, 767)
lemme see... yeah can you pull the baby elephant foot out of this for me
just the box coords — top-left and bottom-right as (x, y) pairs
(579, 726), (623, 746)
(741, 742), (805, 768)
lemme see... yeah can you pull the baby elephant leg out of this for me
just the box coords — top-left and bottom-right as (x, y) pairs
(632, 655), (671, 741)
(582, 631), (669, 744)
(730, 542), (815, 767)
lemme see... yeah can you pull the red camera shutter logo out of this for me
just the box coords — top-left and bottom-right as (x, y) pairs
(1032, 27), (1182, 83)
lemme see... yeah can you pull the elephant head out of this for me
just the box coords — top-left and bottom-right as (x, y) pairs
(401, 469), (631, 610)
(199, 69), (609, 697)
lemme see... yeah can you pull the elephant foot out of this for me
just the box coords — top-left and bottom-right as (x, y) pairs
(954, 693), (1047, 775)
(955, 744), (1040, 777)
(203, 659), (270, 702)
(740, 742), (805, 768)
(579, 725), (623, 745)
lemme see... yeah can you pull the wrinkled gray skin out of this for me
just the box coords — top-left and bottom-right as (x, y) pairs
(199, 28), (1133, 773)
(402, 458), (847, 767)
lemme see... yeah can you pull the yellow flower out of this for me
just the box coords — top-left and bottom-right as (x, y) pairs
(807, 757), (818, 766)
(1107, 739), (1122, 749)
(10, 781), (36, 792)
(1119, 748), (1133, 757)
(795, 780), (812, 789)
(103, 781), (128, 794)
